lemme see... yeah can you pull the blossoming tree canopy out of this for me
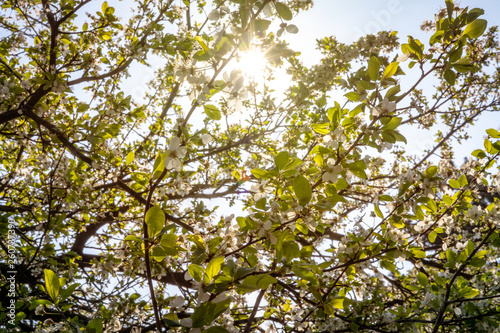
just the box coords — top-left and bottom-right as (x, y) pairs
(1, 0), (500, 332)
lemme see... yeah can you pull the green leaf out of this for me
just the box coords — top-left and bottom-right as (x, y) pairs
(195, 36), (209, 52)
(276, 229), (291, 262)
(286, 24), (299, 34)
(125, 152), (134, 165)
(465, 241), (475, 256)
(467, 8), (485, 23)
(311, 123), (330, 135)
(191, 302), (215, 327)
(87, 318), (103, 333)
(448, 46), (463, 62)
(314, 154), (324, 167)
(453, 58), (474, 72)
(428, 231), (438, 243)
(425, 166), (438, 178)
(411, 248), (426, 259)
(444, 68), (456, 85)
(346, 161), (367, 179)
(430, 29), (444, 45)
(382, 62), (399, 79)
(463, 19), (487, 38)
(336, 178), (348, 191)
(392, 131), (407, 143)
(59, 283), (80, 301)
(28, 299), (53, 311)
(414, 205), (425, 220)
(383, 117), (402, 130)
(445, 0), (453, 18)
(486, 128), (500, 138)
(446, 249), (456, 268)
(425, 199), (437, 212)
(401, 43), (412, 55)
(470, 257), (486, 267)
(160, 233), (179, 255)
(367, 56), (380, 81)
(484, 139), (492, 153)
(152, 153), (166, 179)
(254, 19), (271, 31)
(417, 272), (428, 287)
(472, 149), (486, 159)
(101, 1), (108, 14)
(256, 274), (277, 289)
(145, 205), (165, 238)
(191, 299), (231, 328)
(457, 174), (468, 187)
(344, 92), (360, 102)
(274, 151), (289, 170)
(296, 220), (309, 234)
(100, 32), (112, 41)
(242, 274), (277, 290)
(463, 288), (480, 298)
(381, 130), (396, 143)
(275, 2), (293, 21)
(293, 175), (312, 206)
(44, 269), (60, 302)
(374, 204), (383, 218)
(449, 179), (460, 189)
(124, 235), (142, 242)
(346, 161), (366, 172)
(204, 104), (221, 120)
(292, 264), (317, 284)
(190, 234), (206, 250)
(251, 168), (269, 179)
(330, 298), (344, 309)
(206, 257), (224, 281)
(188, 264), (205, 282)
(285, 158), (303, 171)
(282, 241), (300, 262)
(151, 246), (167, 262)
(385, 85), (401, 99)
(194, 50), (212, 61)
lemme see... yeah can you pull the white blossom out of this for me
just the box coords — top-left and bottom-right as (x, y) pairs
(250, 180), (273, 201)
(201, 133), (212, 145)
(165, 137), (187, 171)
(322, 158), (342, 183)
(372, 98), (396, 116)
(170, 296), (184, 308)
(467, 205), (483, 220)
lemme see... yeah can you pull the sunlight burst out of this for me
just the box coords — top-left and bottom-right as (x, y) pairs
(236, 49), (268, 81)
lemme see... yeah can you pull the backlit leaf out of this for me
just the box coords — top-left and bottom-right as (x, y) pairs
(463, 19), (487, 38)
(293, 175), (312, 206)
(368, 56), (380, 81)
(382, 62), (399, 79)
(188, 264), (205, 282)
(417, 272), (428, 287)
(145, 205), (165, 238)
(206, 257), (224, 281)
(275, 2), (293, 20)
(204, 105), (221, 120)
(87, 318), (103, 333)
(44, 269), (60, 302)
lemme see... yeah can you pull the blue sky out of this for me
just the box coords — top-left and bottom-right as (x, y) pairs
(287, 0), (500, 64)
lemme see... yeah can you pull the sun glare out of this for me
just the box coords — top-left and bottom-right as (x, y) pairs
(237, 49), (268, 80)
